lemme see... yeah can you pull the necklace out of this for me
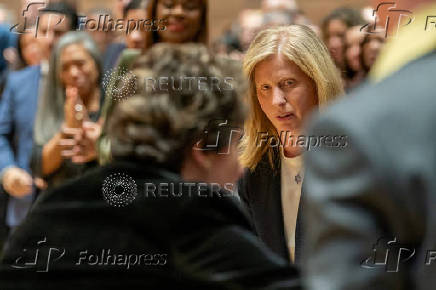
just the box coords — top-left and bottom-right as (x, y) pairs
(294, 172), (302, 184)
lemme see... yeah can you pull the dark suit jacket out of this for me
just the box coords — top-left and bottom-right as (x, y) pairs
(238, 152), (305, 264)
(301, 52), (436, 290)
(0, 160), (300, 289)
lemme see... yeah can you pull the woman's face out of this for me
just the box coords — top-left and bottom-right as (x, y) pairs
(325, 19), (347, 69)
(254, 54), (318, 139)
(59, 43), (99, 98)
(125, 9), (148, 49)
(362, 34), (385, 70)
(156, 0), (204, 43)
(345, 26), (364, 72)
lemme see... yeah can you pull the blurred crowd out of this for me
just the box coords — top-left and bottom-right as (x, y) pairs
(0, 0), (387, 96)
(212, 0), (386, 92)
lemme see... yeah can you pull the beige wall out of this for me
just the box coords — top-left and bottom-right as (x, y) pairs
(2, 0), (370, 42)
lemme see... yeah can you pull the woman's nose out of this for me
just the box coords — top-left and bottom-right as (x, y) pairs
(171, 4), (185, 16)
(69, 66), (79, 78)
(272, 88), (287, 106)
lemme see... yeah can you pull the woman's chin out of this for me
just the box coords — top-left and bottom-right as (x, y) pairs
(282, 145), (303, 158)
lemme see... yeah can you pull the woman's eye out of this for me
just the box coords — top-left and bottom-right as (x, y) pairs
(182, 0), (201, 10)
(162, 0), (174, 8)
(183, 3), (200, 10)
(261, 85), (270, 91)
(283, 80), (294, 87)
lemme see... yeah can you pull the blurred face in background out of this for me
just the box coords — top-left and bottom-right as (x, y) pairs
(325, 18), (347, 69)
(125, 9), (148, 49)
(362, 33), (385, 70)
(87, 13), (114, 53)
(239, 10), (263, 51)
(59, 43), (99, 99)
(115, 0), (132, 20)
(262, 11), (293, 29)
(345, 26), (364, 72)
(37, 12), (71, 60)
(254, 54), (318, 153)
(261, 0), (297, 12)
(156, 0), (204, 43)
(20, 33), (43, 66)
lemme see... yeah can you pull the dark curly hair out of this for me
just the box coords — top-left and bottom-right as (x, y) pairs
(321, 7), (364, 40)
(108, 43), (247, 171)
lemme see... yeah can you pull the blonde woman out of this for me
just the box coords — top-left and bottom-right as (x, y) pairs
(238, 25), (344, 264)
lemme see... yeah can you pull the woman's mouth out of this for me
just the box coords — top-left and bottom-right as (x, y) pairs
(276, 113), (295, 121)
(168, 22), (186, 32)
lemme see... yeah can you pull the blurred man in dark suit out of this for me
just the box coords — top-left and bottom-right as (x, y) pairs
(302, 1), (436, 289)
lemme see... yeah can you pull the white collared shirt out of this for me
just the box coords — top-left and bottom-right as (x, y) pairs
(280, 151), (304, 262)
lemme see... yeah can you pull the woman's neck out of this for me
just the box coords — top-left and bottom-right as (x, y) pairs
(283, 145), (302, 158)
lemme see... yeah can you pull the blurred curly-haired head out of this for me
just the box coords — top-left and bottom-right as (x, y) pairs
(108, 43), (247, 171)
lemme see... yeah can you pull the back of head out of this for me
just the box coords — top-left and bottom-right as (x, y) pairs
(108, 43), (247, 171)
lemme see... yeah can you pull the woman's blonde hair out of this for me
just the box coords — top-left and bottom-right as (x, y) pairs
(240, 25), (344, 171)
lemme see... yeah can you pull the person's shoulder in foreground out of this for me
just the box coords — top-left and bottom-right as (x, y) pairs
(5, 64), (40, 85)
(0, 160), (300, 290)
(301, 51), (436, 290)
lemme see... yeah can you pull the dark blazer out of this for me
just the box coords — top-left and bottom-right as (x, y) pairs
(301, 51), (436, 290)
(238, 152), (305, 264)
(0, 160), (300, 289)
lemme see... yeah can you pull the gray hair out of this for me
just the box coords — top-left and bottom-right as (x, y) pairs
(34, 31), (102, 146)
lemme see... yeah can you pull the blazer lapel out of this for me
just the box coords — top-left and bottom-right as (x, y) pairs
(294, 178), (306, 265)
